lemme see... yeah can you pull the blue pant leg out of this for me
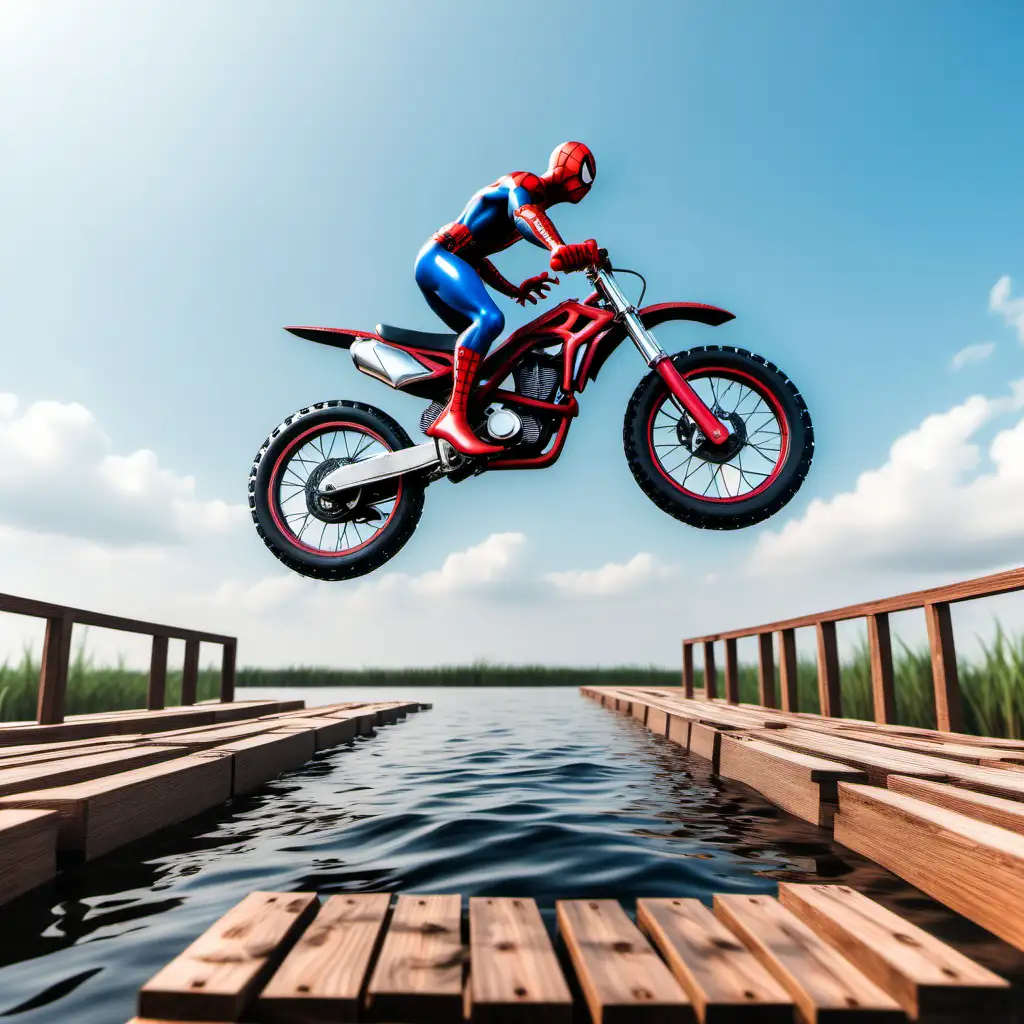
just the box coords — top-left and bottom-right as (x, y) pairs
(414, 243), (505, 354)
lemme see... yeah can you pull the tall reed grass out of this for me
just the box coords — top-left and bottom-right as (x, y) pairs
(3, 625), (1024, 737)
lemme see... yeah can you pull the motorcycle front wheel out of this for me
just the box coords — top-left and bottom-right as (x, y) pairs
(623, 346), (813, 530)
(249, 400), (425, 580)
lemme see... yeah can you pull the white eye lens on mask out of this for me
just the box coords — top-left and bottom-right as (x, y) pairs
(580, 162), (593, 186)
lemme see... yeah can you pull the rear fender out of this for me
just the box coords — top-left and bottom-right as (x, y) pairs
(586, 301), (735, 383)
(284, 326), (379, 349)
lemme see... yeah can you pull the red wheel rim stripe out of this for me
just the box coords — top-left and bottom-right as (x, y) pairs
(268, 421), (402, 557)
(646, 366), (790, 504)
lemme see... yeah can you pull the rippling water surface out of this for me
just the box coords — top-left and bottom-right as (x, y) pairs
(1, 687), (1021, 1022)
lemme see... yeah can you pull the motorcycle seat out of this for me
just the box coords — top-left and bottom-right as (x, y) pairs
(376, 323), (458, 352)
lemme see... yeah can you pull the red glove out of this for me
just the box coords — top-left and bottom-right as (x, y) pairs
(514, 271), (559, 306)
(550, 239), (600, 273)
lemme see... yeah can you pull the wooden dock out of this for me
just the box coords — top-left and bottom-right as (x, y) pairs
(130, 885), (1013, 1023)
(0, 698), (426, 902)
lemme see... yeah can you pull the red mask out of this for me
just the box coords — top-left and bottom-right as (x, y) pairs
(542, 141), (596, 205)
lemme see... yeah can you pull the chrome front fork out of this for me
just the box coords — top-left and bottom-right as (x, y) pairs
(590, 267), (665, 365)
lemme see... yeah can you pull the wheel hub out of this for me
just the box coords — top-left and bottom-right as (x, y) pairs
(304, 459), (382, 525)
(676, 409), (747, 463)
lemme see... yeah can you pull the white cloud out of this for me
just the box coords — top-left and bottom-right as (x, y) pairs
(0, 397), (245, 545)
(950, 342), (995, 371)
(546, 552), (674, 596)
(990, 276), (1024, 342)
(750, 382), (1024, 576)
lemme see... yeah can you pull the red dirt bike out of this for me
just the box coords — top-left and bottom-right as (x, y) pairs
(250, 251), (813, 580)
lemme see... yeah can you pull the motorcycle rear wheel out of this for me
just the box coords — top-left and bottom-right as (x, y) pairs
(623, 346), (813, 530)
(249, 400), (425, 581)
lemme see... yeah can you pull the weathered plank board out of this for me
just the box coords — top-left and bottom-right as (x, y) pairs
(0, 753), (232, 859)
(718, 736), (867, 827)
(258, 893), (390, 1022)
(273, 716), (358, 751)
(667, 714), (691, 749)
(204, 730), (317, 795)
(778, 884), (1011, 1021)
(689, 723), (727, 773)
(636, 897), (793, 1022)
(365, 893), (464, 1023)
(468, 896), (573, 1023)
(887, 775), (1024, 835)
(556, 898), (692, 1023)
(138, 891), (318, 1021)
(714, 894), (903, 1022)
(0, 744), (184, 797)
(0, 808), (60, 905)
(0, 740), (136, 770)
(834, 782), (1024, 952)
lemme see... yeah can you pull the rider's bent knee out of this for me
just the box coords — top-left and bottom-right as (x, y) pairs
(477, 307), (505, 343)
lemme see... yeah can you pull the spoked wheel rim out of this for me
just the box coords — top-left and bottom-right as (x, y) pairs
(647, 366), (790, 503)
(267, 420), (402, 557)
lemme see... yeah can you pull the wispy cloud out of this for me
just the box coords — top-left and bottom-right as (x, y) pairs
(990, 276), (1024, 342)
(950, 342), (995, 371)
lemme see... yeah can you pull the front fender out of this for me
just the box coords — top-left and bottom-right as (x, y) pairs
(587, 301), (735, 383)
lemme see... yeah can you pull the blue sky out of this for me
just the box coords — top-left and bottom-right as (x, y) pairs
(1, 1), (1023, 667)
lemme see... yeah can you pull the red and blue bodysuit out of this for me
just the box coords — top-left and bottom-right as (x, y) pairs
(418, 141), (599, 456)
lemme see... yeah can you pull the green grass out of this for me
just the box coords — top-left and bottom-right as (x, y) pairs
(4, 625), (1024, 737)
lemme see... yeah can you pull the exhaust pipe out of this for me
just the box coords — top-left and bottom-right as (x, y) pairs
(317, 441), (442, 496)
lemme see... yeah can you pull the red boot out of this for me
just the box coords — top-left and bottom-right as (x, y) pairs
(427, 346), (503, 456)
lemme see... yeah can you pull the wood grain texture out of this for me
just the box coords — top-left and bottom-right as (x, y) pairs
(719, 736), (866, 827)
(778, 884), (1010, 1021)
(834, 782), (1024, 952)
(834, 731), (1017, 766)
(468, 896), (572, 1023)
(0, 753), (232, 858)
(866, 614), (895, 726)
(556, 899), (692, 1023)
(0, 808), (59, 905)
(636, 898), (793, 1023)
(778, 630), (799, 712)
(667, 715), (691, 749)
(816, 623), (842, 720)
(714, 894), (903, 1023)
(365, 893), (464, 1023)
(887, 775), (1024, 834)
(924, 602), (964, 733)
(211, 730), (316, 795)
(688, 724), (725, 774)
(757, 633), (777, 709)
(139, 891), (317, 1020)
(273, 716), (358, 750)
(259, 893), (390, 1022)
(37, 614), (73, 725)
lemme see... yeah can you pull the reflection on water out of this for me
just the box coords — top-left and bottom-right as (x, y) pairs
(0, 687), (1021, 1021)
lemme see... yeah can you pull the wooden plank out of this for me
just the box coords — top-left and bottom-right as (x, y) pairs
(648, 707), (669, 737)
(633, 702), (650, 725)
(866, 614), (895, 726)
(0, 753), (232, 859)
(815, 622), (841, 719)
(689, 723), (725, 773)
(556, 899), (692, 1023)
(259, 893), (390, 1022)
(273, 716), (358, 751)
(837, 730), (1017, 766)
(180, 638), (200, 706)
(834, 782), (1024, 952)
(148, 635), (169, 711)
(924, 602), (964, 733)
(0, 744), (184, 797)
(778, 629), (798, 712)
(778, 884), (1011, 1021)
(667, 715), (691, 749)
(468, 896), (572, 1023)
(725, 639), (740, 704)
(208, 730), (316, 795)
(703, 642), (718, 701)
(138, 891), (318, 1021)
(0, 808), (59, 905)
(714, 894), (902, 1022)
(0, 740), (137, 771)
(37, 614), (73, 725)
(365, 893), (463, 1023)
(683, 643), (695, 698)
(887, 775), (1024, 834)
(719, 736), (867, 827)
(636, 898), (793, 1022)
(757, 633), (777, 709)
(220, 640), (236, 704)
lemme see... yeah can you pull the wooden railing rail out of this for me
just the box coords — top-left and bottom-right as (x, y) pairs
(680, 565), (1024, 732)
(0, 592), (237, 726)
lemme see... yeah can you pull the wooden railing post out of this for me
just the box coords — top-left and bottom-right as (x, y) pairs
(777, 628), (798, 711)
(220, 639), (237, 704)
(867, 612), (896, 725)
(181, 639), (200, 706)
(757, 633), (776, 708)
(816, 621), (842, 717)
(925, 602), (964, 732)
(703, 640), (718, 700)
(682, 642), (694, 697)
(148, 635), (169, 711)
(724, 638), (739, 704)
(37, 614), (73, 725)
